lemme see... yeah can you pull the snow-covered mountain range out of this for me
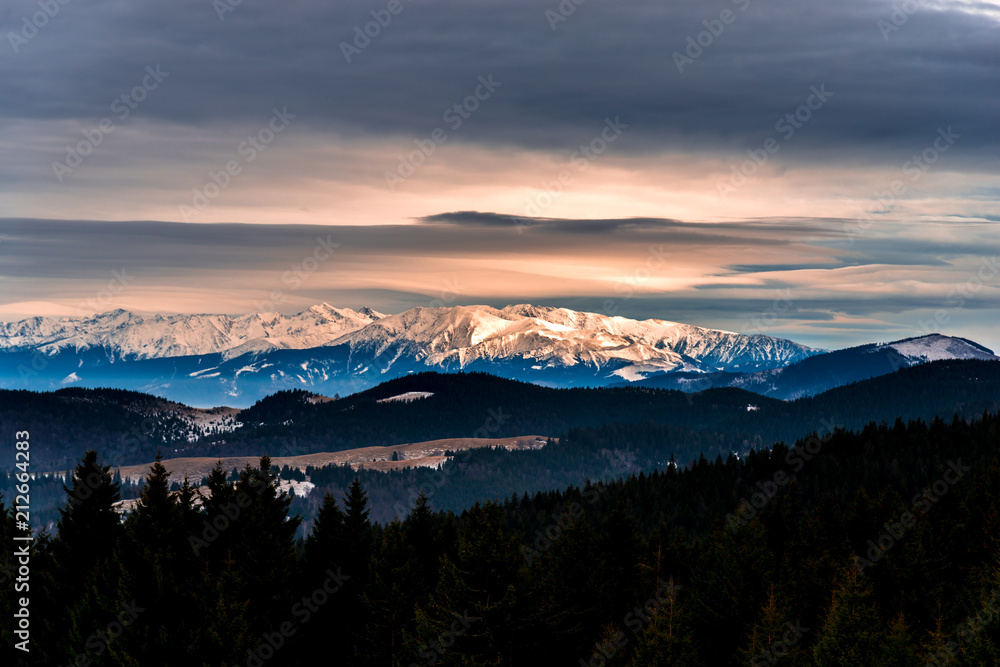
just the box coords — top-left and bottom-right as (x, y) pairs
(327, 304), (818, 379)
(0, 304), (384, 361)
(0, 303), (817, 373)
(0, 303), (817, 405)
(0, 304), (994, 407)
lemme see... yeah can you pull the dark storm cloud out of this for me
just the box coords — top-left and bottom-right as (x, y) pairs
(419, 211), (534, 228)
(723, 255), (954, 273)
(1, 215), (982, 284)
(622, 293), (1000, 318)
(820, 235), (1000, 261)
(1, 0), (996, 166)
(419, 211), (841, 240)
(0, 215), (811, 281)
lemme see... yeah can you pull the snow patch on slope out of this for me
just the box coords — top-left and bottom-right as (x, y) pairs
(377, 391), (435, 404)
(885, 334), (997, 363)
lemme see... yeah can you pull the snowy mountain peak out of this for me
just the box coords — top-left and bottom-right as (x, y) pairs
(356, 306), (386, 320)
(882, 334), (997, 363)
(308, 303), (385, 322)
(333, 303), (821, 378)
(0, 303), (820, 379)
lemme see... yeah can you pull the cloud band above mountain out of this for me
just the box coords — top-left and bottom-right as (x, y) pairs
(1, 215), (998, 351)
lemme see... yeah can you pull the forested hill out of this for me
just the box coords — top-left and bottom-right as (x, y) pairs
(2, 359), (1000, 469)
(200, 359), (1000, 458)
(3, 405), (999, 664)
(0, 387), (192, 470)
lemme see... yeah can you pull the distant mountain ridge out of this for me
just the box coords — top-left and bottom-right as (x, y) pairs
(1, 304), (995, 407)
(0, 304), (384, 361)
(626, 333), (999, 399)
(5, 359), (1000, 471)
(0, 304), (820, 405)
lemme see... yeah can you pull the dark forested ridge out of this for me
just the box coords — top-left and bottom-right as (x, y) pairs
(3, 359), (1000, 471)
(626, 335), (998, 399)
(3, 409), (1000, 665)
(0, 387), (193, 470)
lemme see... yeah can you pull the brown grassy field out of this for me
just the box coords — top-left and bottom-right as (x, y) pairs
(112, 435), (553, 483)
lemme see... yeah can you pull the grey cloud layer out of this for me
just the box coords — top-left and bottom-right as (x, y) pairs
(2, 0), (997, 348)
(2, 215), (998, 351)
(1, 0), (997, 165)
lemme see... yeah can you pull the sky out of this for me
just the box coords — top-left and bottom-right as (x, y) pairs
(0, 0), (998, 350)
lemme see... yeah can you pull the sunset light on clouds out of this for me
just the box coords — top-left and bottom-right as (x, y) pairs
(1, 0), (997, 349)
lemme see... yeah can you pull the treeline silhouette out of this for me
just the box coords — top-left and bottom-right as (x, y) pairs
(2, 410), (1000, 665)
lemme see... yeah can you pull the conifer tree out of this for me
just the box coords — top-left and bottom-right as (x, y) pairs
(295, 491), (349, 661)
(876, 610), (918, 666)
(812, 565), (884, 666)
(340, 478), (374, 652)
(522, 511), (604, 661)
(304, 491), (346, 573)
(360, 518), (422, 665)
(50, 451), (129, 667)
(54, 450), (122, 578)
(234, 456), (301, 638)
(200, 551), (253, 666)
(739, 585), (803, 666)
(123, 452), (201, 665)
(343, 477), (373, 564)
(597, 498), (642, 619)
(412, 501), (520, 665)
(627, 578), (700, 667)
(403, 491), (440, 595)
